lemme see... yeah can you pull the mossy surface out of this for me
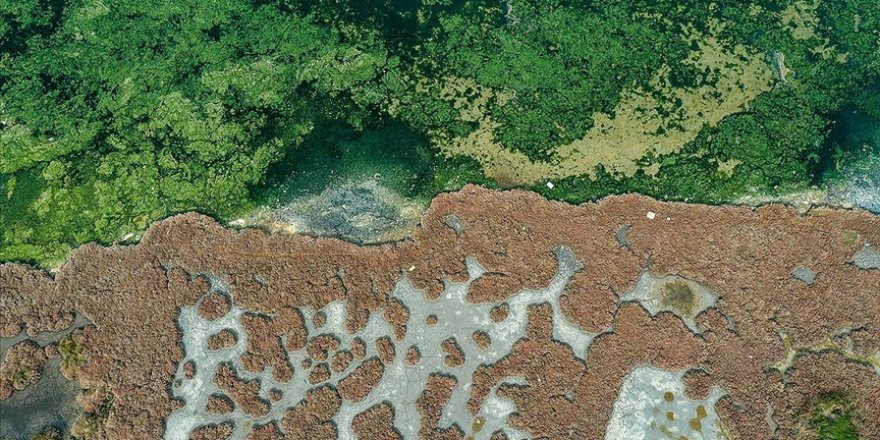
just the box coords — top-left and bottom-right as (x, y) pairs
(807, 393), (860, 440)
(29, 427), (62, 440)
(58, 333), (87, 379)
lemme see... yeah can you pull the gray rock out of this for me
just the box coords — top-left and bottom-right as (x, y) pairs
(443, 214), (466, 234)
(273, 180), (419, 244)
(851, 243), (880, 270)
(792, 266), (817, 285)
(615, 224), (632, 248)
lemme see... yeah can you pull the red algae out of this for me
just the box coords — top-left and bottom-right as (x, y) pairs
(0, 186), (878, 439)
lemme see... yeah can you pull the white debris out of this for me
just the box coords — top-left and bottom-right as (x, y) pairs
(546, 181), (555, 189)
(646, 211), (656, 220)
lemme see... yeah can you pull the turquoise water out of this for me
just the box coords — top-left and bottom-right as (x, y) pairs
(254, 121), (437, 205)
(824, 106), (880, 183)
(252, 120), (491, 210)
(819, 105), (880, 213)
(828, 108), (880, 160)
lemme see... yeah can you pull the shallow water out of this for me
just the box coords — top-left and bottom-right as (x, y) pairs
(256, 121), (436, 205)
(271, 180), (420, 245)
(0, 314), (90, 439)
(605, 366), (727, 440)
(165, 246), (596, 439)
(830, 108), (880, 155)
(0, 313), (92, 361)
(821, 107), (880, 214)
(0, 357), (81, 440)
(619, 271), (719, 334)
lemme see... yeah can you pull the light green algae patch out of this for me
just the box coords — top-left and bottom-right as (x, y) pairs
(435, 22), (774, 185)
(766, 328), (880, 377)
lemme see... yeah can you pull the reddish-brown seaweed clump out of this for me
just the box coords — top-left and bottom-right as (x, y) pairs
(205, 393), (235, 414)
(214, 363), (269, 417)
(338, 358), (385, 402)
(206, 329), (237, 350)
(197, 292), (231, 321)
(352, 403), (401, 439)
(278, 385), (340, 438)
(189, 422), (234, 440)
(0, 186), (878, 439)
(441, 338), (466, 368)
(240, 311), (295, 382)
(0, 340), (48, 398)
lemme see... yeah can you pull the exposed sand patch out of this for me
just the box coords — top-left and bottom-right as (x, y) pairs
(435, 22), (774, 185)
(619, 271), (720, 334)
(605, 366), (729, 440)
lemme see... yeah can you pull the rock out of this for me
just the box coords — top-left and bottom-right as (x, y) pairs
(851, 243), (880, 270)
(792, 266), (817, 285)
(272, 180), (421, 244)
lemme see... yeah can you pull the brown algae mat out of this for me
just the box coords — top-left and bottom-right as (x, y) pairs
(1, 185), (879, 439)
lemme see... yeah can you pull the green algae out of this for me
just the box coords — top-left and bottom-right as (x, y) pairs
(767, 328), (880, 376)
(807, 392), (860, 440)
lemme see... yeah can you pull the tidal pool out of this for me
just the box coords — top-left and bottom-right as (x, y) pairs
(0, 314), (90, 439)
(165, 247), (595, 439)
(0, 357), (81, 440)
(606, 366), (728, 440)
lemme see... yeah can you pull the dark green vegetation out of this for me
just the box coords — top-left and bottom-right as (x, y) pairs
(1, 0), (878, 266)
(803, 392), (861, 440)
